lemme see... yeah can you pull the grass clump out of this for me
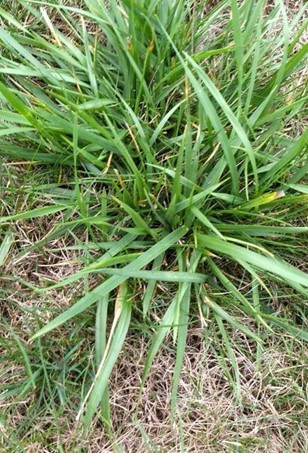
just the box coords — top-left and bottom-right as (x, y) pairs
(0, 0), (307, 438)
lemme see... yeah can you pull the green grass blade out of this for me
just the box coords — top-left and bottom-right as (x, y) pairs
(197, 234), (308, 288)
(82, 284), (132, 426)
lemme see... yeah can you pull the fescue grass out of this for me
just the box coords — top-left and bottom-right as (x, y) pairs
(0, 0), (307, 449)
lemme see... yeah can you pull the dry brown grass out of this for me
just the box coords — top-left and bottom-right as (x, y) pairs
(2, 326), (307, 451)
(0, 198), (307, 452)
(1, 219), (307, 451)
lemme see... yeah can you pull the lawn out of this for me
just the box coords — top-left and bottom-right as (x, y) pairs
(0, 0), (307, 451)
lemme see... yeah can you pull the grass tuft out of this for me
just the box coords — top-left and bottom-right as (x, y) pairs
(0, 0), (307, 441)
